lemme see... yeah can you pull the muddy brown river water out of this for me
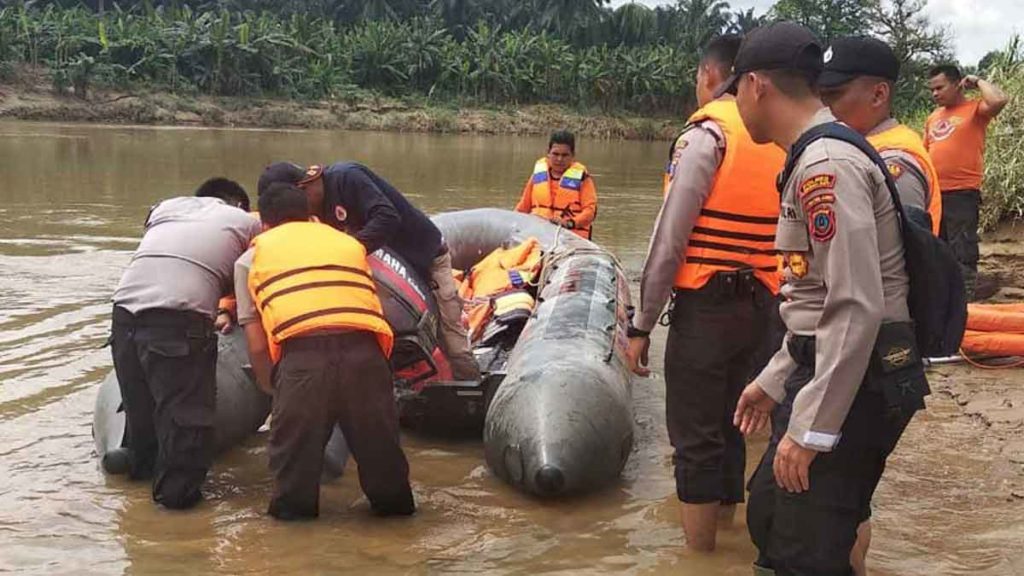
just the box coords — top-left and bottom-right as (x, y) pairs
(0, 121), (1022, 575)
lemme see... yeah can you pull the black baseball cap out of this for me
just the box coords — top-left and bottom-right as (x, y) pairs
(818, 36), (900, 88)
(715, 21), (824, 98)
(257, 162), (307, 196)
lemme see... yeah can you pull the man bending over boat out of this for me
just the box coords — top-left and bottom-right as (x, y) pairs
(235, 183), (414, 520)
(107, 178), (261, 509)
(257, 161), (480, 383)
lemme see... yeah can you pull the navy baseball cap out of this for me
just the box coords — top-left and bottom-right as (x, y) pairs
(818, 36), (900, 88)
(257, 162), (306, 196)
(715, 21), (824, 97)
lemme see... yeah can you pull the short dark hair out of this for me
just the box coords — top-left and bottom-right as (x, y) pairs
(195, 177), (250, 211)
(929, 64), (962, 83)
(548, 130), (575, 154)
(701, 34), (742, 78)
(258, 183), (310, 227)
(762, 68), (819, 98)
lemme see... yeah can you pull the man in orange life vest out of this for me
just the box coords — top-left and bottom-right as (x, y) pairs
(925, 64), (1008, 298)
(234, 183), (414, 520)
(514, 130), (598, 239)
(626, 34), (784, 552)
(257, 161), (480, 382)
(818, 36), (942, 237)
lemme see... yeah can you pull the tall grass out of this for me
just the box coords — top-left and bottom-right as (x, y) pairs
(0, 5), (697, 114)
(980, 36), (1024, 229)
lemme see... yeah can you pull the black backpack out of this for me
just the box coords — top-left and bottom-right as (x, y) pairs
(782, 122), (967, 357)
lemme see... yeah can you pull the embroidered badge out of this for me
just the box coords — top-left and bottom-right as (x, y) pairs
(334, 205), (348, 222)
(803, 193), (835, 212)
(809, 207), (836, 243)
(887, 162), (903, 179)
(800, 174), (836, 197)
(783, 253), (809, 278)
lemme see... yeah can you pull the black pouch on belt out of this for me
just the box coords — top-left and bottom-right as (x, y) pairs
(866, 322), (931, 415)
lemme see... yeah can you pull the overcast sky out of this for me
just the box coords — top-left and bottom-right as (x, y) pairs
(611, 0), (1023, 65)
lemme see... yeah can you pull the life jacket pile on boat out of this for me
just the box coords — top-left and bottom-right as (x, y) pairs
(457, 238), (544, 347)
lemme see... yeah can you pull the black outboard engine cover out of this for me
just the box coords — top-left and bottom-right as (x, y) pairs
(368, 248), (452, 385)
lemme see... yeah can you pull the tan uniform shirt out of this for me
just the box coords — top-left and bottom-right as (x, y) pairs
(869, 118), (931, 213)
(234, 248), (257, 326)
(113, 197), (261, 318)
(635, 120), (725, 332)
(753, 109), (910, 452)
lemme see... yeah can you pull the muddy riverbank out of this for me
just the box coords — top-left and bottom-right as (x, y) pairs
(0, 72), (678, 140)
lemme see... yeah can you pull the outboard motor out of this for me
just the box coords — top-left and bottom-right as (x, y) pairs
(368, 248), (452, 389)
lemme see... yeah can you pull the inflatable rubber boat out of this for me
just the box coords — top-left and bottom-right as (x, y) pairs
(94, 209), (635, 497)
(434, 209), (635, 496)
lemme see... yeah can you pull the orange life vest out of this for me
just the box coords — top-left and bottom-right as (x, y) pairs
(248, 221), (393, 363)
(674, 99), (785, 294)
(525, 158), (592, 239)
(867, 123), (943, 236)
(459, 238), (543, 342)
(459, 238), (543, 300)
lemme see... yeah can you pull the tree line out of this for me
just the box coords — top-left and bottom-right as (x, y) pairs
(0, 1), (954, 117)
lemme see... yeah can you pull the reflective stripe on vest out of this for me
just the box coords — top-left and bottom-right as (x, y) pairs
(248, 221), (393, 363)
(528, 158), (592, 239)
(674, 99), (785, 294)
(867, 124), (943, 236)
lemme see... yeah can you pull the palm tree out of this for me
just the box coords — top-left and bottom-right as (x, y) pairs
(532, 0), (609, 44)
(611, 2), (657, 47)
(674, 0), (731, 53)
(729, 7), (766, 34)
(431, 0), (481, 38)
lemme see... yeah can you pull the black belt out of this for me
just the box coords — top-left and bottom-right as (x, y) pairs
(112, 306), (213, 332)
(677, 269), (767, 300)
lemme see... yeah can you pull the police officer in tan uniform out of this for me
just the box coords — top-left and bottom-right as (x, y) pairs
(816, 35), (945, 574)
(818, 36), (943, 236)
(723, 22), (927, 575)
(627, 34), (784, 552)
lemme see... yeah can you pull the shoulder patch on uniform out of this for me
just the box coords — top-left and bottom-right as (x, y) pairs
(809, 207), (837, 243)
(803, 193), (835, 212)
(886, 161), (903, 179)
(672, 138), (688, 161)
(800, 174), (837, 197)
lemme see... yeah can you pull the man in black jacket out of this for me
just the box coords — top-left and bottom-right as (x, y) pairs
(258, 162), (480, 382)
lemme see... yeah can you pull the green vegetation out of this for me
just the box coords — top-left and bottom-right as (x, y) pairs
(0, 0), (951, 117)
(979, 37), (1024, 229)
